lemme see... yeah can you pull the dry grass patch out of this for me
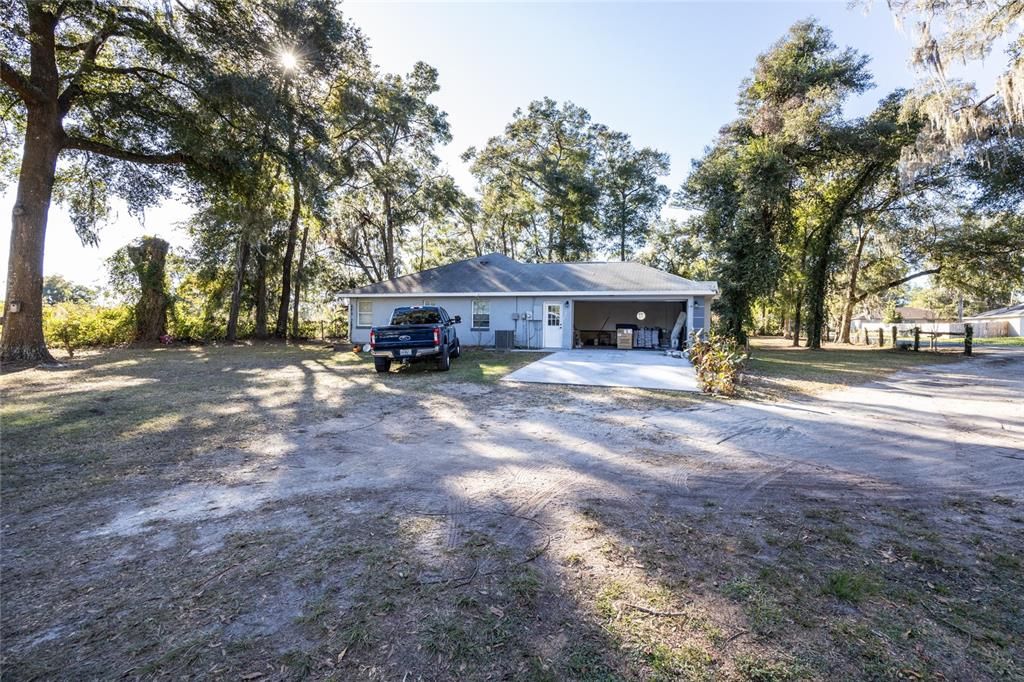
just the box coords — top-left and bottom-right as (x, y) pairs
(743, 336), (966, 398)
(2, 343), (1019, 680)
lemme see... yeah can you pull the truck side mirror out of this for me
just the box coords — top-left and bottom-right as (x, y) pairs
(452, 315), (462, 324)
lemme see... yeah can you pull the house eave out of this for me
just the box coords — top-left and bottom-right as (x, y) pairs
(964, 314), (1023, 321)
(344, 289), (719, 299)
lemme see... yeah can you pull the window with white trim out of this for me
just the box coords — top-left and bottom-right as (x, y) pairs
(356, 300), (373, 327)
(472, 300), (490, 330)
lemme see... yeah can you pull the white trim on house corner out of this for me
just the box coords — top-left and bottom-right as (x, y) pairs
(346, 289), (718, 299)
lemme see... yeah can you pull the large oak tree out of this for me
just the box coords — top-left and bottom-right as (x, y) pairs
(0, 0), (223, 362)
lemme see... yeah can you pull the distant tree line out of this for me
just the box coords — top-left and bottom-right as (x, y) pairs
(2, 2), (1020, 360)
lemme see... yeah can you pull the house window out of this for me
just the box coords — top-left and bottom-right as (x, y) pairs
(472, 300), (490, 330)
(356, 300), (373, 327)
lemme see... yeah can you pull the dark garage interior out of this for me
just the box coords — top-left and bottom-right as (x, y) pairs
(573, 299), (688, 350)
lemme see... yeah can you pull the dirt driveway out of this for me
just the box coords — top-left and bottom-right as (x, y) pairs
(2, 346), (1022, 680)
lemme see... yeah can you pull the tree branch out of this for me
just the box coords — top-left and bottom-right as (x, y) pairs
(852, 267), (941, 304)
(58, 23), (117, 115)
(1, 58), (44, 104)
(56, 39), (94, 53)
(62, 135), (191, 165)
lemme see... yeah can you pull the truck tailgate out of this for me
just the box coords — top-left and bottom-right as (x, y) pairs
(374, 326), (436, 347)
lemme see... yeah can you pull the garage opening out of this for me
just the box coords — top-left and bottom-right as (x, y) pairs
(573, 300), (688, 350)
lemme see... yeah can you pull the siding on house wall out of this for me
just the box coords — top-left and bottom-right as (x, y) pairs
(348, 296), (564, 348)
(350, 294), (714, 348)
(963, 316), (1022, 337)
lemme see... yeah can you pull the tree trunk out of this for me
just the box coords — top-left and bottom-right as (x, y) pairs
(254, 245), (269, 339)
(806, 237), (830, 351)
(839, 228), (868, 344)
(558, 215), (567, 261)
(419, 223), (426, 270)
(1, 5), (63, 363)
(383, 191), (397, 279)
(791, 289), (803, 347)
(290, 221), (310, 339)
(807, 164), (880, 349)
(126, 237), (170, 342)
(276, 178), (300, 337)
(225, 240), (250, 341)
(1, 105), (62, 363)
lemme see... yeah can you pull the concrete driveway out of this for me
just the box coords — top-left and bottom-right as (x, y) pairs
(502, 348), (698, 391)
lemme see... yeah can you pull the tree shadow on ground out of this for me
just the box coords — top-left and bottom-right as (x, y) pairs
(1, 344), (1022, 679)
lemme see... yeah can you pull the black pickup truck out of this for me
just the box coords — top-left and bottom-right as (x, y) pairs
(370, 305), (462, 373)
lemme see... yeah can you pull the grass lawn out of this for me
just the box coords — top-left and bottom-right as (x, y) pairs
(381, 347), (547, 383)
(975, 336), (1024, 346)
(743, 336), (967, 399)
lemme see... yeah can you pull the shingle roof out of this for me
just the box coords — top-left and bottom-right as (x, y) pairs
(343, 253), (717, 296)
(964, 302), (1024, 319)
(852, 306), (942, 321)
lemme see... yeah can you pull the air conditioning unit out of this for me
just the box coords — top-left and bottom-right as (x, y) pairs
(495, 330), (515, 350)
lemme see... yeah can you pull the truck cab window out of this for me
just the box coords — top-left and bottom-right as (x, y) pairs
(390, 308), (442, 325)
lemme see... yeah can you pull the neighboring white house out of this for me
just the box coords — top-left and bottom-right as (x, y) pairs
(850, 306), (953, 333)
(342, 253), (718, 350)
(964, 303), (1024, 337)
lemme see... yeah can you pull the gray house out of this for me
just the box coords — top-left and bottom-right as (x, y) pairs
(344, 253), (718, 350)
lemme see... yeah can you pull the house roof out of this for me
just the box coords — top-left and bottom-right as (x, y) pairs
(852, 306), (941, 322)
(964, 302), (1024, 320)
(896, 306), (940, 321)
(343, 253), (718, 297)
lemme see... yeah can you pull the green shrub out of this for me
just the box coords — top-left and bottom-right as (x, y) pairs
(43, 303), (134, 356)
(168, 308), (227, 342)
(688, 331), (748, 395)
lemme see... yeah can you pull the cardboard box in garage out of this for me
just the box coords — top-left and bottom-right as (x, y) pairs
(616, 328), (634, 349)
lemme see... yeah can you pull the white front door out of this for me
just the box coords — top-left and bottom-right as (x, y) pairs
(543, 301), (564, 348)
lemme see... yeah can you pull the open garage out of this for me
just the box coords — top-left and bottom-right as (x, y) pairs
(573, 298), (691, 350)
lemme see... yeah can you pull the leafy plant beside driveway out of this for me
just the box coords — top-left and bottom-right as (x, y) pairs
(688, 332), (749, 395)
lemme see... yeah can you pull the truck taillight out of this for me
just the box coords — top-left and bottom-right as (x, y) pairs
(433, 327), (441, 346)
(369, 330), (376, 349)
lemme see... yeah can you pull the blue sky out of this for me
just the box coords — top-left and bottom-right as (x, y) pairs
(0, 1), (998, 287)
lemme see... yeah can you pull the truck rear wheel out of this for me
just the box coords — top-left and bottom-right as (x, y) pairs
(436, 346), (451, 372)
(374, 357), (392, 373)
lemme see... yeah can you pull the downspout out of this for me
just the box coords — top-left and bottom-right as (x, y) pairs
(688, 296), (694, 345)
(567, 299), (574, 349)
